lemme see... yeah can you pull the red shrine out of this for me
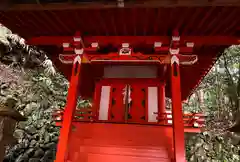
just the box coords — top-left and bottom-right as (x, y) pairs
(1, 0), (240, 162)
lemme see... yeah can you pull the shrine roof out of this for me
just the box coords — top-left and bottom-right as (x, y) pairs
(5, 0), (240, 9)
(0, 1), (240, 100)
(0, 2), (239, 37)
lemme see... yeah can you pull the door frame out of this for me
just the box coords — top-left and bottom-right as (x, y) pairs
(94, 78), (164, 123)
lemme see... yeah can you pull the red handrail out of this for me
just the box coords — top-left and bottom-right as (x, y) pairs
(53, 108), (205, 128)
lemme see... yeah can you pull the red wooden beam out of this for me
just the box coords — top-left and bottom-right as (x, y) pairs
(211, 9), (238, 35)
(203, 7), (229, 35)
(53, 121), (202, 133)
(7, 1), (240, 11)
(194, 7), (215, 35)
(59, 53), (198, 65)
(182, 8), (203, 35)
(27, 35), (240, 46)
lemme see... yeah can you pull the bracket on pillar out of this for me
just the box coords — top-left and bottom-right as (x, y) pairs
(58, 32), (198, 65)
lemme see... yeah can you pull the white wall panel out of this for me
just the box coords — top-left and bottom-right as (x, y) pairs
(99, 86), (111, 120)
(104, 66), (157, 78)
(148, 87), (158, 122)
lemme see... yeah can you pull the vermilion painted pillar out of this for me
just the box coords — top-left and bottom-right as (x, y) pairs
(170, 32), (186, 162)
(93, 82), (101, 119)
(159, 83), (166, 115)
(55, 55), (82, 162)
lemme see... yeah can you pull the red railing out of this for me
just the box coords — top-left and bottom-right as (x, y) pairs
(52, 108), (205, 128)
(154, 112), (205, 127)
(52, 108), (96, 123)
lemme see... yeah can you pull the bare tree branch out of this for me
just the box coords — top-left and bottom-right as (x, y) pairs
(223, 52), (236, 90)
(223, 52), (239, 112)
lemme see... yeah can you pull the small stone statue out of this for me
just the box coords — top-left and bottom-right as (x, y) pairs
(0, 96), (27, 162)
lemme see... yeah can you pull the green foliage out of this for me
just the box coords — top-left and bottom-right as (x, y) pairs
(185, 45), (240, 161)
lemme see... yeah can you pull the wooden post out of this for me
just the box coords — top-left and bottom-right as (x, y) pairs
(159, 83), (166, 115)
(55, 32), (84, 162)
(170, 31), (186, 162)
(55, 55), (82, 162)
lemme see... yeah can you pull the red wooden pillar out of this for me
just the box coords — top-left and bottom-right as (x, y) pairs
(159, 83), (166, 115)
(55, 55), (82, 162)
(93, 82), (101, 120)
(170, 32), (186, 162)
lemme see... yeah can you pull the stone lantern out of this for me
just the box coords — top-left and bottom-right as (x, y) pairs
(0, 97), (27, 162)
